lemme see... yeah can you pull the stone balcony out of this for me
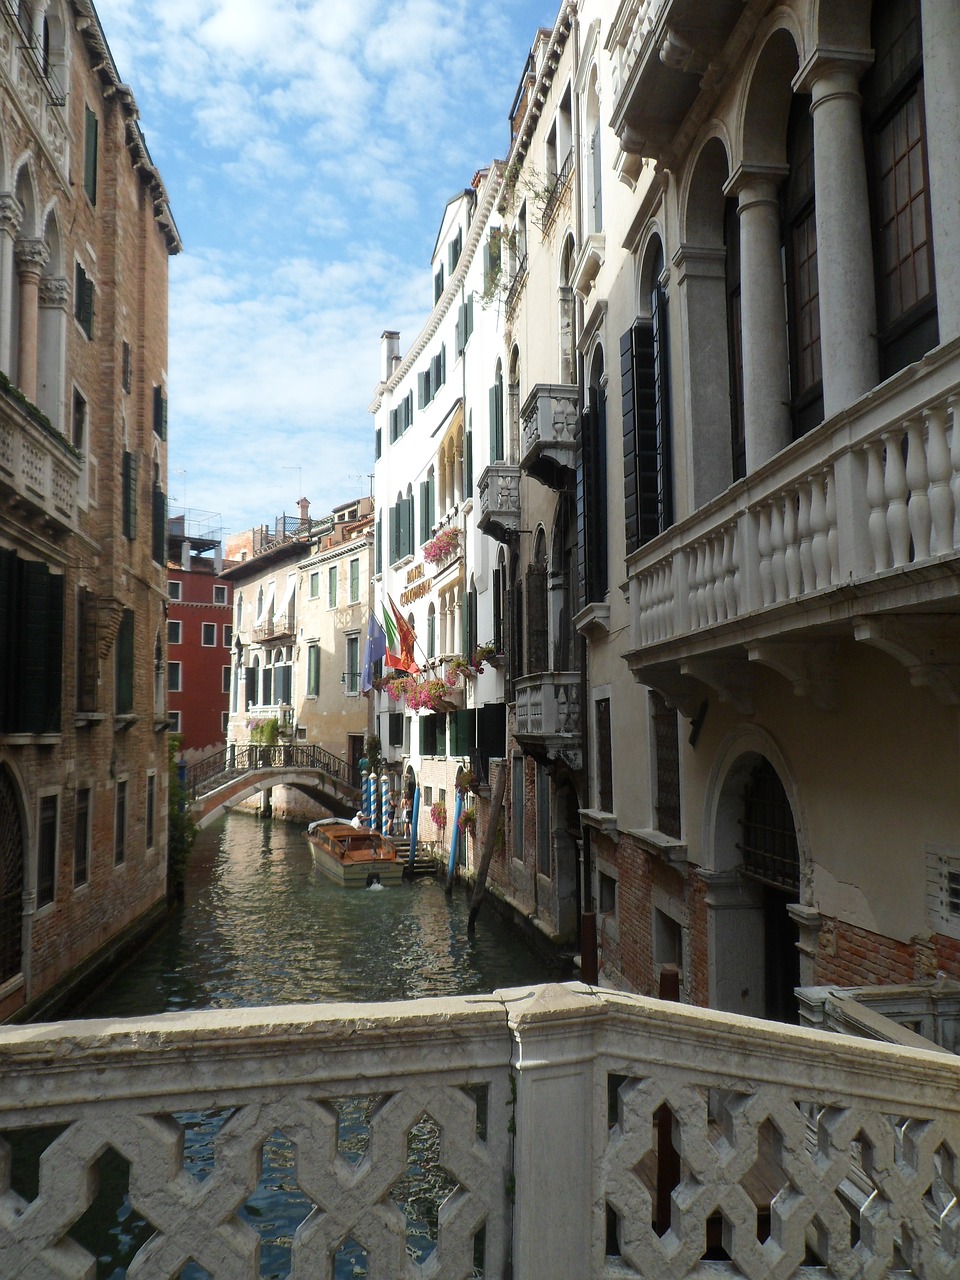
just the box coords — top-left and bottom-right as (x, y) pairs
(2, 983), (959, 1278)
(624, 342), (960, 716)
(520, 383), (578, 491)
(252, 605), (296, 642)
(477, 462), (521, 544)
(0, 389), (81, 537)
(514, 670), (581, 769)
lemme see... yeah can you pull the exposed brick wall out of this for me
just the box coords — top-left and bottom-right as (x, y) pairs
(815, 918), (960, 987)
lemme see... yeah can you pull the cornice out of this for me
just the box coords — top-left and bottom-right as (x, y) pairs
(506, 1), (577, 170)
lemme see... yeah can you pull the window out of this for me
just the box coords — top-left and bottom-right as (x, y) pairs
(420, 713), (446, 757)
(345, 633), (360, 695)
(121, 341), (132, 394)
(168, 580), (182, 601)
(76, 587), (98, 714)
(389, 390), (414, 443)
(221, 665), (231, 694)
(926, 846), (960, 940)
(448, 227), (463, 274)
(784, 96), (823, 437)
(434, 264), (444, 303)
(327, 565), (338, 607)
(427, 604), (436, 658)
(74, 261), (94, 338)
(388, 712), (404, 747)
(151, 480), (167, 565)
(146, 773), (155, 851)
(349, 557), (360, 604)
(74, 788), (91, 887)
(489, 364), (505, 462)
(168, 661), (182, 693)
(37, 794), (58, 908)
(115, 609), (134, 715)
(578, 360), (608, 602)
(222, 711), (229, 733)
(0, 554), (64, 735)
(307, 643), (320, 695)
(389, 492), (415, 563)
(83, 105), (98, 204)
(213, 585), (227, 604)
(167, 619), (181, 644)
(223, 624), (233, 648)
(122, 450), (138, 540)
(651, 691), (681, 840)
(72, 389), (86, 451)
(114, 781), (127, 866)
(168, 710), (181, 732)
(864, 0), (937, 376)
(153, 386), (168, 440)
(201, 623), (216, 647)
(309, 571), (319, 598)
(456, 295), (474, 354)
(417, 347), (446, 408)
(595, 696), (613, 813)
(419, 470), (435, 545)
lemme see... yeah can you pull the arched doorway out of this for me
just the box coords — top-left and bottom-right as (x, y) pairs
(708, 747), (802, 1022)
(0, 764), (25, 984)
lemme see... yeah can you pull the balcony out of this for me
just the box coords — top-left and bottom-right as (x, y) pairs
(514, 670), (581, 769)
(477, 462), (521, 544)
(504, 253), (528, 315)
(252, 605), (295, 643)
(0, 389), (81, 537)
(608, 0), (747, 166)
(624, 343), (960, 714)
(2, 983), (958, 1278)
(539, 150), (574, 231)
(520, 383), (578, 490)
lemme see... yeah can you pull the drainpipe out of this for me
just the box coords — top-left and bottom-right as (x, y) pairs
(569, 6), (597, 985)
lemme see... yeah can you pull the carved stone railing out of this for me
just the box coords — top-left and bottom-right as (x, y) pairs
(626, 343), (960, 702)
(0, 390), (81, 534)
(520, 382), (579, 490)
(477, 462), (521, 544)
(2, 984), (959, 1278)
(514, 671), (581, 768)
(799, 979), (960, 1055)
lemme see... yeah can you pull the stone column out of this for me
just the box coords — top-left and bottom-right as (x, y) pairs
(0, 195), (22, 377)
(921, 0), (960, 343)
(805, 58), (879, 416)
(15, 238), (48, 402)
(37, 275), (68, 429)
(730, 169), (792, 472)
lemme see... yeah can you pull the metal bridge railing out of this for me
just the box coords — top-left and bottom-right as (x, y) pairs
(183, 744), (360, 801)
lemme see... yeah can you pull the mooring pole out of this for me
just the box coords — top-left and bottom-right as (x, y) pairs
(467, 763), (507, 935)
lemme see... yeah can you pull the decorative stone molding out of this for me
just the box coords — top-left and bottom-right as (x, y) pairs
(0, 194), (23, 237)
(38, 275), (69, 309)
(854, 615), (960, 706)
(14, 237), (49, 276)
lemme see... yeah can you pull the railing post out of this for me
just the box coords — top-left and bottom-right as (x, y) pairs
(833, 446), (874, 581)
(508, 986), (600, 1280)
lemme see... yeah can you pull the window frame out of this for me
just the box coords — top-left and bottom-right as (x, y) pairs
(168, 660), (182, 693)
(201, 622), (216, 647)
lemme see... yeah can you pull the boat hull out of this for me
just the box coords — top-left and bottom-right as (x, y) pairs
(305, 823), (405, 887)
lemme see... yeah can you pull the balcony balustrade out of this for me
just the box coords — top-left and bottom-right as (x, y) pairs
(2, 983), (959, 1279)
(0, 390), (81, 536)
(625, 344), (960, 712)
(477, 462), (521, 544)
(514, 670), (581, 768)
(504, 253), (528, 315)
(520, 383), (578, 490)
(252, 604), (296, 643)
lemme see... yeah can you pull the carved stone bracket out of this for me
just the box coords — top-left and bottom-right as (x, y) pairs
(97, 596), (125, 659)
(681, 656), (754, 715)
(0, 193), (23, 238)
(854, 616), (960, 705)
(636, 668), (706, 720)
(748, 641), (839, 711)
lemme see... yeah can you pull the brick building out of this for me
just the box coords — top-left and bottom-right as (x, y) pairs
(166, 513), (232, 760)
(0, 1), (178, 1021)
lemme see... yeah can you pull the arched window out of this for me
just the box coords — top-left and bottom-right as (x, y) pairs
(579, 346), (608, 603)
(489, 359), (504, 462)
(863, 0), (937, 377)
(783, 96), (823, 436)
(427, 602), (436, 658)
(508, 345), (521, 463)
(526, 530), (548, 674)
(235, 592), (243, 633)
(585, 68), (602, 234)
(559, 233), (577, 384)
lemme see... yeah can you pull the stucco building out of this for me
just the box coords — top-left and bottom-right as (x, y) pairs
(0, 1), (178, 1020)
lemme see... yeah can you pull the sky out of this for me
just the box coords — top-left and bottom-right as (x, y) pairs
(92, 0), (560, 539)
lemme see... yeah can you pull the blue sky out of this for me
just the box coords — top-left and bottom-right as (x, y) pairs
(93, 0), (560, 538)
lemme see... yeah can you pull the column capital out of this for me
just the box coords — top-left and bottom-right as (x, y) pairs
(794, 46), (874, 97)
(723, 164), (789, 206)
(672, 243), (726, 284)
(0, 194), (23, 238)
(38, 275), (69, 309)
(15, 237), (49, 276)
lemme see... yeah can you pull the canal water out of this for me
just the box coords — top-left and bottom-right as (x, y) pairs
(64, 812), (561, 1278)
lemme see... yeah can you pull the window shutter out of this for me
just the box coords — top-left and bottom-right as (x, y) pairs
(153, 386), (167, 440)
(376, 515), (382, 574)
(77, 587), (98, 713)
(456, 305), (465, 356)
(84, 106), (98, 205)
(466, 293), (474, 343)
(427, 472), (435, 531)
(122, 450), (139, 541)
(621, 326), (640, 556)
(492, 566), (502, 653)
(406, 494), (415, 556)
(489, 385), (499, 462)
(420, 481), (429, 544)
(399, 497), (410, 559)
(115, 608), (135, 715)
(152, 484), (167, 564)
(0, 548), (14, 730)
(390, 408), (399, 442)
(418, 371), (427, 410)
(389, 506), (398, 564)
(440, 344), (446, 387)
(525, 562), (548, 674)
(20, 561), (63, 734)
(375, 426), (382, 460)
(464, 429), (473, 497)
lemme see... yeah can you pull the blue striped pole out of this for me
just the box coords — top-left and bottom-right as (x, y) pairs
(407, 787), (420, 870)
(367, 774), (376, 825)
(380, 771), (389, 834)
(361, 770), (369, 822)
(446, 788), (463, 893)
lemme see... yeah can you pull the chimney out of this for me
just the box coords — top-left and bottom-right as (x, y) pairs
(298, 496), (310, 527)
(380, 330), (400, 382)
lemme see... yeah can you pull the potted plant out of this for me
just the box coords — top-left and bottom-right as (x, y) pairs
(431, 799), (447, 831)
(423, 527), (460, 565)
(459, 805), (476, 837)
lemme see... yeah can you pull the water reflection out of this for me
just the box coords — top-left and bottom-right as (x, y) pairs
(69, 813), (559, 1278)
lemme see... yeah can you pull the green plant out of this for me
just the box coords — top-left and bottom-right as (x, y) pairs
(459, 805), (476, 835)
(249, 716), (280, 746)
(167, 736), (196, 894)
(431, 800), (447, 829)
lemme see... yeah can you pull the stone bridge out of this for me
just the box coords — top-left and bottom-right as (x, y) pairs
(2, 984), (959, 1278)
(184, 744), (362, 829)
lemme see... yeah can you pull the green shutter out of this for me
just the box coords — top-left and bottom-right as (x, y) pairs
(122, 451), (139, 540)
(464, 429), (473, 497)
(84, 106), (98, 205)
(19, 562), (63, 734)
(115, 608), (134, 714)
(489, 385), (498, 462)
(152, 485), (167, 564)
(389, 506), (397, 563)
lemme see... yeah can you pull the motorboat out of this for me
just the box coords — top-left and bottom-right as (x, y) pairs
(305, 819), (404, 887)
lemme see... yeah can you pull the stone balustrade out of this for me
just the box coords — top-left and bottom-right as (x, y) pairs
(520, 383), (579, 489)
(607, 0), (662, 100)
(627, 344), (960, 654)
(477, 462), (521, 545)
(0, 395), (81, 534)
(514, 671), (581, 756)
(3, 984), (958, 1278)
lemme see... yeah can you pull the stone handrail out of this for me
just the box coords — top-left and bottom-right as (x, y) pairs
(0, 390), (81, 534)
(627, 342), (960, 649)
(2, 984), (959, 1278)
